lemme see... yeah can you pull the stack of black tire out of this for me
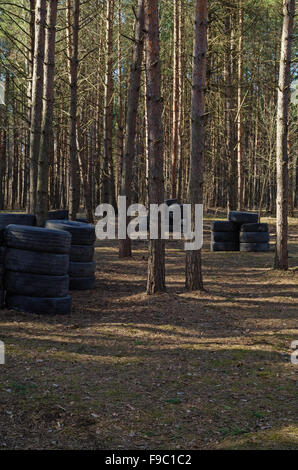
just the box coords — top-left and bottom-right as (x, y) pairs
(228, 211), (258, 228)
(75, 217), (89, 224)
(45, 220), (96, 290)
(229, 211), (269, 252)
(48, 209), (69, 220)
(0, 213), (36, 308)
(239, 223), (270, 252)
(211, 211), (270, 252)
(211, 221), (239, 251)
(47, 210), (90, 225)
(4, 225), (72, 315)
(0, 213), (36, 227)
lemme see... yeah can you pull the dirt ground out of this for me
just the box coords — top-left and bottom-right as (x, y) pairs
(0, 215), (297, 450)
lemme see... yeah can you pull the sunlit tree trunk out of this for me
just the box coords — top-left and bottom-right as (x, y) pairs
(145, 0), (166, 294)
(224, 13), (237, 212)
(237, 0), (243, 210)
(24, 0), (35, 209)
(77, 105), (94, 223)
(171, 0), (179, 198)
(36, 0), (58, 226)
(101, 0), (116, 207)
(119, 0), (145, 258)
(275, 0), (295, 270)
(28, 0), (46, 213)
(185, 0), (207, 291)
(67, 0), (80, 219)
(177, 0), (183, 202)
(0, 72), (9, 210)
(116, 0), (124, 199)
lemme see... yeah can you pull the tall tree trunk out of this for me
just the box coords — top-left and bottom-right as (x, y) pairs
(288, 121), (294, 216)
(36, 0), (58, 226)
(185, 0), (207, 291)
(24, 0), (35, 210)
(95, 28), (104, 206)
(143, 48), (149, 205)
(116, 0), (124, 199)
(67, 0), (80, 219)
(77, 113), (94, 223)
(28, 0), (46, 213)
(171, 0), (179, 198)
(0, 72), (9, 210)
(177, 0), (183, 203)
(101, 0), (116, 207)
(224, 13), (237, 212)
(237, 0), (243, 210)
(119, 0), (145, 258)
(145, 0), (166, 294)
(274, 0), (295, 270)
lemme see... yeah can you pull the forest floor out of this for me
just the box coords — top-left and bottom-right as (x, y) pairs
(0, 214), (297, 450)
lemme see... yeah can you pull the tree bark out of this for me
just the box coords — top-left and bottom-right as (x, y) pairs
(0, 72), (9, 210)
(36, 0), (58, 226)
(24, 0), (35, 210)
(119, 0), (145, 258)
(177, 0), (183, 203)
(67, 0), (80, 220)
(101, 0), (116, 207)
(224, 13), (237, 212)
(171, 0), (179, 199)
(145, 0), (166, 294)
(28, 0), (46, 213)
(274, 0), (295, 270)
(116, 0), (124, 200)
(185, 0), (207, 291)
(237, 0), (243, 210)
(77, 112), (94, 224)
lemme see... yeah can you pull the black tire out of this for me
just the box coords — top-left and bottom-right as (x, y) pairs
(239, 232), (269, 243)
(6, 294), (71, 315)
(0, 263), (4, 277)
(0, 226), (6, 244)
(5, 271), (69, 297)
(70, 244), (94, 262)
(165, 198), (179, 206)
(240, 243), (270, 252)
(228, 211), (258, 224)
(211, 231), (239, 242)
(69, 276), (95, 290)
(241, 223), (269, 233)
(0, 265), (4, 288)
(0, 213), (36, 227)
(5, 225), (71, 254)
(48, 209), (69, 220)
(0, 289), (5, 309)
(45, 220), (96, 246)
(75, 218), (89, 224)
(211, 242), (239, 252)
(69, 261), (96, 278)
(5, 248), (69, 276)
(211, 221), (238, 232)
(0, 247), (6, 263)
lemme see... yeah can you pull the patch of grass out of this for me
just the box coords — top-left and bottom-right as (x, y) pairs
(217, 426), (298, 450)
(165, 398), (182, 404)
(10, 382), (38, 395)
